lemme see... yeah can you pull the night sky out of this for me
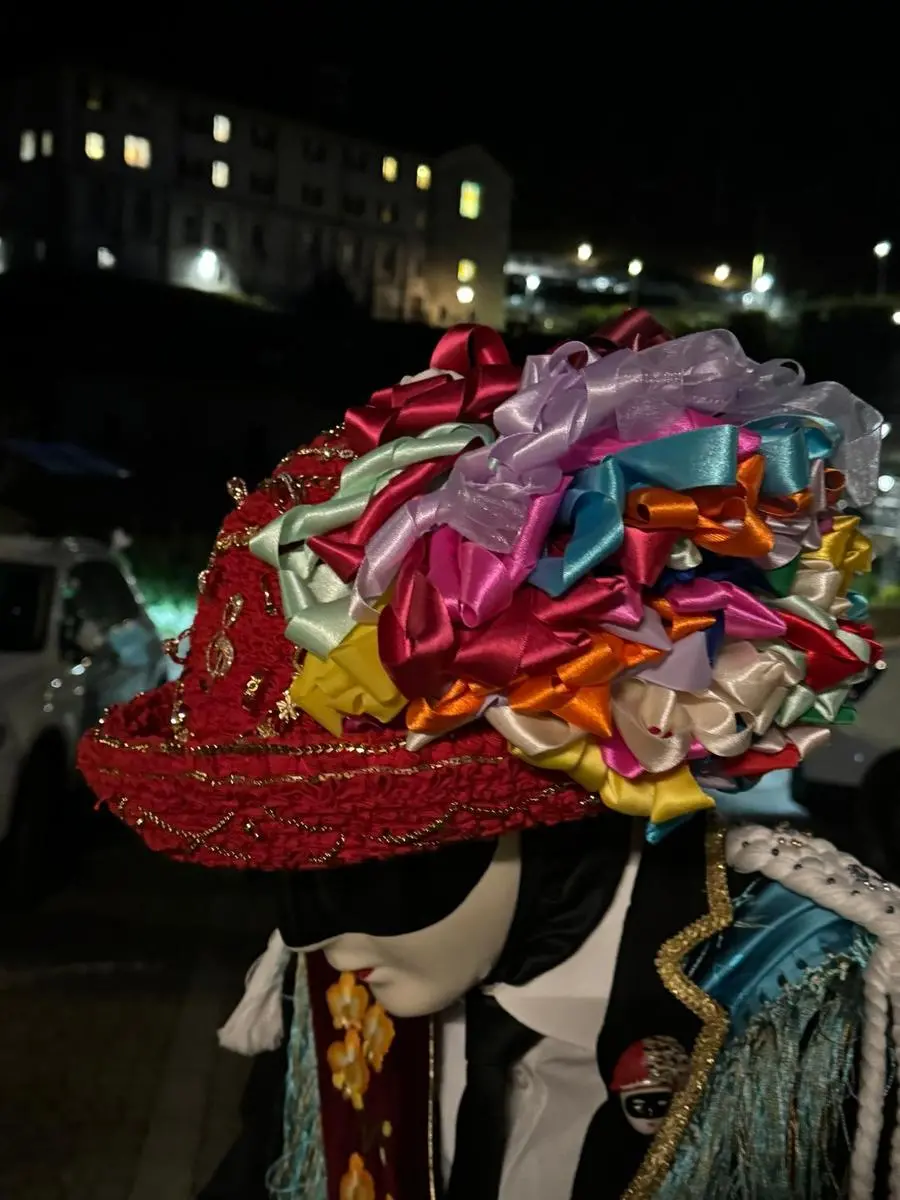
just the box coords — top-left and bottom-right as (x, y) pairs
(4, 17), (895, 295)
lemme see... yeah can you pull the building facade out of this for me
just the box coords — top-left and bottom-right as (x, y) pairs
(0, 64), (512, 328)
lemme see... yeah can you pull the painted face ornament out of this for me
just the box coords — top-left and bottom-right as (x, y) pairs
(610, 1036), (690, 1135)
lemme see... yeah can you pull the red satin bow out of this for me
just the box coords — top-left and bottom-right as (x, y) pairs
(781, 610), (871, 692)
(343, 324), (521, 455)
(379, 532), (642, 700)
(554, 309), (673, 365)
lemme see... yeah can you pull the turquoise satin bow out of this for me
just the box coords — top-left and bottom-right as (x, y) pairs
(530, 424), (741, 597)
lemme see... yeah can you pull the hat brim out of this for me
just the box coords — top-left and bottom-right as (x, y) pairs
(78, 680), (596, 870)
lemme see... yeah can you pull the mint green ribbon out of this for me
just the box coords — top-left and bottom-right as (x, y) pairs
(249, 422), (494, 660)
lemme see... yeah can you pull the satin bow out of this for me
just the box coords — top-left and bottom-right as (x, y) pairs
(379, 547), (644, 702)
(250, 422), (495, 659)
(344, 324), (521, 454)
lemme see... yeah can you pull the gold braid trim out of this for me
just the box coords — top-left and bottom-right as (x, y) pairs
(623, 819), (733, 1199)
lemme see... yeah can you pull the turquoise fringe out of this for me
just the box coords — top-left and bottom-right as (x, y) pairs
(657, 932), (876, 1200)
(266, 957), (327, 1200)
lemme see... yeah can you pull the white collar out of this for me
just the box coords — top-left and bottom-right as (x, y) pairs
(483, 830), (641, 1051)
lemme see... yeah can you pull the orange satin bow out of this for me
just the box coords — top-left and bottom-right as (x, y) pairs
(623, 454), (790, 558)
(407, 632), (663, 740)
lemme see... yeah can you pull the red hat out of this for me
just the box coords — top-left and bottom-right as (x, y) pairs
(78, 326), (590, 870)
(610, 1037), (690, 1095)
(78, 314), (883, 871)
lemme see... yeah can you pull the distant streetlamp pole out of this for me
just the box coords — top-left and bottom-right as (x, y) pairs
(874, 241), (892, 297)
(627, 257), (643, 306)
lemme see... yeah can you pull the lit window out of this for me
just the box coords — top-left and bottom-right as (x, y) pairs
(19, 130), (36, 162)
(40, 130), (53, 157)
(85, 132), (105, 161)
(97, 246), (116, 269)
(211, 160), (230, 188)
(416, 163), (431, 191)
(124, 135), (152, 169)
(213, 114), (231, 144)
(457, 259), (477, 283)
(459, 180), (481, 220)
(85, 84), (103, 111)
(382, 155), (398, 182)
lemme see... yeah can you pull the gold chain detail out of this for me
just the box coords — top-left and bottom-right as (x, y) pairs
(622, 820), (733, 1199)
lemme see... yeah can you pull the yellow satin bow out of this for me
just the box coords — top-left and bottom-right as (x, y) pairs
(804, 514), (872, 594)
(509, 738), (713, 825)
(289, 621), (406, 736)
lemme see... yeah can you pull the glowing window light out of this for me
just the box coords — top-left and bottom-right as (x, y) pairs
(459, 180), (481, 220)
(211, 160), (230, 188)
(416, 163), (431, 190)
(124, 135), (151, 169)
(457, 258), (477, 283)
(382, 155), (398, 182)
(85, 132), (105, 161)
(213, 114), (231, 143)
(19, 130), (36, 161)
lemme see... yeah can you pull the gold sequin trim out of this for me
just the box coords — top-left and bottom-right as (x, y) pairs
(226, 477), (249, 504)
(115, 797), (249, 862)
(275, 425), (354, 470)
(169, 678), (189, 744)
(162, 629), (191, 665)
(206, 631), (236, 680)
(242, 674), (264, 707)
(261, 579), (280, 617)
(622, 820), (733, 1199)
(110, 782), (571, 864)
(214, 526), (262, 552)
(96, 752), (507, 789)
(90, 732), (408, 757)
(223, 594), (245, 627)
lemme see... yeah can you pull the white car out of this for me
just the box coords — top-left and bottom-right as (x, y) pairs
(0, 535), (167, 896)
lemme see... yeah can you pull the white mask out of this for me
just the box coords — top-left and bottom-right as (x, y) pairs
(312, 833), (522, 1018)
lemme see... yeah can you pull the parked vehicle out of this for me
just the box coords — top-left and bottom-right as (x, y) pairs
(0, 535), (167, 896)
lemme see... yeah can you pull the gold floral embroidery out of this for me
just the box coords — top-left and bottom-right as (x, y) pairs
(327, 972), (370, 1031)
(326, 972), (396, 1111)
(362, 1003), (395, 1072)
(339, 1152), (376, 1200)
(327, 1028), (370, 1111)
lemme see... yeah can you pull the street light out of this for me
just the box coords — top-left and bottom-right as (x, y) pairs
(875, 241), (892, 297)
(525, 274), (541, 293)
(628, 258), (643, 278)
(576, 242), (593, 262)
(892, 311), (900, 326)
(753, 272), (775, 294)
(456, 285), (475, 305)
(713, 263), (731, 283)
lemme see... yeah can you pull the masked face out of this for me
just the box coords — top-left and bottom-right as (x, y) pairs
(621, 1087), (673, 1136)
(284, 835), (522, 1018)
